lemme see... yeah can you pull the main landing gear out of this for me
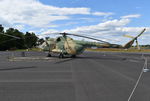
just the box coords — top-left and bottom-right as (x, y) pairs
(71, 55), (76, 58)
(47, 53), (51, 57)
(59, 53), (64, 58)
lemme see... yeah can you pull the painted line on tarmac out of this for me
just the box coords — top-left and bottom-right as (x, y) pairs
(8, 56), (57, 61)
(128, 59), (139, 63)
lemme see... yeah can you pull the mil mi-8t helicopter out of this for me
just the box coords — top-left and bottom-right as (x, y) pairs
(0, 28), (146, 58)
(40, 28), (146, 58)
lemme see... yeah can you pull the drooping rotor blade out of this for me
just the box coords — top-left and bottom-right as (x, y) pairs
(0, 32), (21, 39)
(60, 32), (110, 44)
(0, 38), (17, 45)
(135, 28), (146, 39)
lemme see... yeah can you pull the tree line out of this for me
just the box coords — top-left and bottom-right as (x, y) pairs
(0, 25), (43, 51)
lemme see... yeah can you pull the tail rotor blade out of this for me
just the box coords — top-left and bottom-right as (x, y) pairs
(123, 35), (134, 38)
(123, 28), (146, 49)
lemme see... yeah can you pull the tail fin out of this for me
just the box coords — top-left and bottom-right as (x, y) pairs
(123, 28), (146, 49)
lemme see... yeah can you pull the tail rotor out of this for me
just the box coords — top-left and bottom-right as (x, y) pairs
(123, 28), (146, 49)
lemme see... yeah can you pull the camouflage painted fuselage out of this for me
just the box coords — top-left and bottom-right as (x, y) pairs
(42, 36), (103, 55)
(40, 32), (143, 56)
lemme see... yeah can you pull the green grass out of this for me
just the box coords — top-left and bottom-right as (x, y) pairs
(6, 47), (150, 53)
(86, 48), (150, 53)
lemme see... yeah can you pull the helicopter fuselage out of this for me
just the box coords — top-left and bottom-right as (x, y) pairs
(42, 36), (86, 55)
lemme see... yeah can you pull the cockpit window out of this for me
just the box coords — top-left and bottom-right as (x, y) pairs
(56, 37), (61, 42)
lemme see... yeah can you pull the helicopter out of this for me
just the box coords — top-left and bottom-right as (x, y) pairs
(40, 28), (146, 58)
(0, 28), (146, 58)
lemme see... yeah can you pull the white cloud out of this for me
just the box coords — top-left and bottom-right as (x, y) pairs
(0, 0), (116, 29)
(79, 18), (99, 22)
(14, 25), (25, 30)
(121, 14), (141, 19)
(0, 0), (149, 45)
(0, 0), (117, 32)
(92, 12), (114, 16)
(41, 17), (150, 44)
(41, 29), (60, 35)
(41, 18), (130, 42)
(0, 0), (90, 28)
(63, 19), (130, 34)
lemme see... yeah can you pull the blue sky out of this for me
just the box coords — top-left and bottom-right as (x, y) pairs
(0, 0), (150, 45)
(39, 0), (150, 27)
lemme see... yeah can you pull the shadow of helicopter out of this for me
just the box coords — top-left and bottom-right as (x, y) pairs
(0, 66), (37, 71)
(54, 55), (129, 64)
(55, 58), (74, 64)
(76, 56), (127, 61)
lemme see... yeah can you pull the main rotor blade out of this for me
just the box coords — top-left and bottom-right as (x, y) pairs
(0, 32), (21, 39)
(62, 33), (110, 44)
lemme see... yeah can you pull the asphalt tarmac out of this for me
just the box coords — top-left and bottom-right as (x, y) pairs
(0, 51), (150, 101)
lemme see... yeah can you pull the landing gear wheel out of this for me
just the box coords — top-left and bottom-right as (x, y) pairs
(47, 53), (51, 57)
(59, 53), (64, 58)
(71, 55), (76, 58)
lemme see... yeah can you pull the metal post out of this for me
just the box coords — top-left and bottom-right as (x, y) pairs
(103, 52), (106, 56)
(141, 53), (144, 59)
(21, 52), (26, 57)
(11, 52), (14, 57)
(127, 56), (149, 101)
(143, 58), (149, 72)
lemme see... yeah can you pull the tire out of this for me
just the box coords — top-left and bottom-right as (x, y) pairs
(59, 53), (64, 58)
(71, 55), (76, 58)
(47, 53), (51, 57)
